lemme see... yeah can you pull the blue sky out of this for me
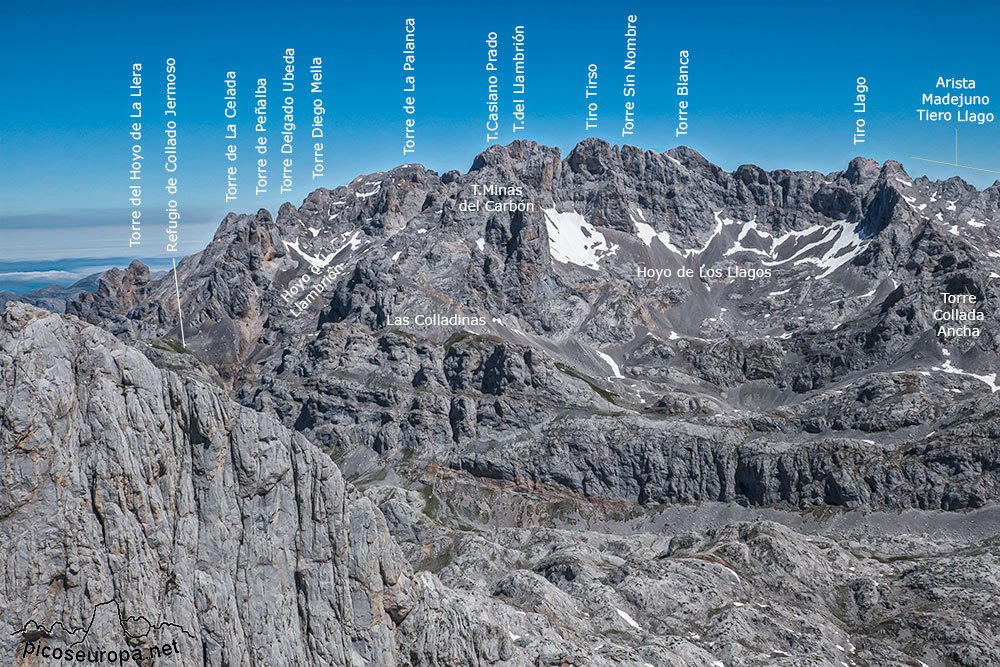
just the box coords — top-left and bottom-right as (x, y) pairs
(2, 0), (999, 291)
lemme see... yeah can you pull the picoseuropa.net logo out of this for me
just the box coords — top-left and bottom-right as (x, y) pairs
(11, 600), (194, 664)
(20, 638), (181, 663)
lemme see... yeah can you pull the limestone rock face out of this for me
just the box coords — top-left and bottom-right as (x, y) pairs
(0, 303), (512, 666)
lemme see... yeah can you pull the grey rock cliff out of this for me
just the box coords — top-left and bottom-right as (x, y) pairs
(0, 303), (524, 666)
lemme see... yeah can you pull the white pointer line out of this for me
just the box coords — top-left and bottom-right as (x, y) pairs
(908, 156), (1000, 175)
(171, 257), (186, 347)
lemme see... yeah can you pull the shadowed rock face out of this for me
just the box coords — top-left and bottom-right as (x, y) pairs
(12, 139), (1000, 664)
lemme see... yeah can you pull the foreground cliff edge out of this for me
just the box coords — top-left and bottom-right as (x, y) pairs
(0, 303), (532, 665)
(3, 138), (1000, 665)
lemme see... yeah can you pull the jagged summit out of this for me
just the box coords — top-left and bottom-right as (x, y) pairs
(198, 140), (981, 254)
(465, 138), (972, 197)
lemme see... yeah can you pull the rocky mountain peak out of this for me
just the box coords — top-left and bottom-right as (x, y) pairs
(843, 156), (881, 185)
(65, 258), (152, 323)
(470, 139), (562, 189)
(565, 137), (621, 175)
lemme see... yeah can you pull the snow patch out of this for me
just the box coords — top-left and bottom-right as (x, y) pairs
(734, 218), (865, 279)
(492, 316), (526, 336)
(724, 241), (772, 258)
(691, 210), (728, 256)
(634, 210), (728, 257)
(812, 224), (866, 278)
(475, 238), (485, 251)
(356, 182), (382, 198)
(760, 221), (864, 278)
(634, 220), (686, 255)
(615, 608), (641, 630)
(932, 359), (1000, 392)
(282, 229), (364, 269)
(596, 350), (624, 378)
(543, 207), (617, 270)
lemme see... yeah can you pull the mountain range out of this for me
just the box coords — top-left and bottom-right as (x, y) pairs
(3, 138), (999, 666)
